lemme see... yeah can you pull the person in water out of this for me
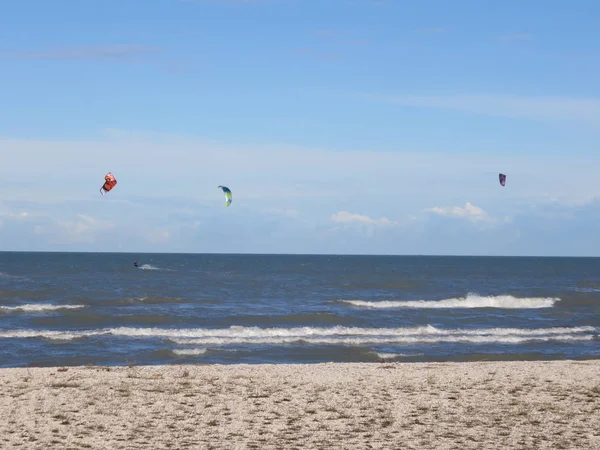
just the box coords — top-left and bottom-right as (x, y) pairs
(133, 261), (139, 268)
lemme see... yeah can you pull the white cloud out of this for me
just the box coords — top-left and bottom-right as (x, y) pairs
(0, 193), (599, 256)
(426, 202), (512, 227)
(427, 202), (512, 223)
(364, 94), (600, 126)
(331, 211), (397, 227)
(328, 211), (400, 238)
(0, 211), (30, 219)
(426, 202), (489, 222)
(54, 213), (116, 244)
(0, 211), (30, 231)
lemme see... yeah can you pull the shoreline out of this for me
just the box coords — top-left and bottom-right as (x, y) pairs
(1, 360), (599, 449)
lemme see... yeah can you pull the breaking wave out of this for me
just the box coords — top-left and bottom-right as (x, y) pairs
(173, 348), (207, 356)
(0, 304), (85, 313)
(340, 294), (559, 309)
(375, 352), (423, 360)
(0, 325), (595, 346)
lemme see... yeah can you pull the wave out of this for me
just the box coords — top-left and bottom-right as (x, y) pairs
(107, 324), (595, 339)
(0, 304), (85, 313)
(171, 335), (595, 347)
(172, 348), (207, 356)
(0, 271), (29, 281)
(375, 352), (423, 360)
(132, 324), (595, 347)
(0, 271), (19, 278)
(0, 329), (97, 341)
(340, 294), (559, 309)
(0, 325), (595, 346)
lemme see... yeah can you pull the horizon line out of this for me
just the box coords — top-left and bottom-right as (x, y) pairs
(0, 250), (598, 258)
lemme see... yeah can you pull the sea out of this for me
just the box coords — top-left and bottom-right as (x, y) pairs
(0, 252), (599, 368)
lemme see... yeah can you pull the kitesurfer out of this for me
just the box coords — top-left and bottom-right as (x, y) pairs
(133, 261), (139, 268)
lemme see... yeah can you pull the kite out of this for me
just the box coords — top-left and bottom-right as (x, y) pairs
(100, 172), (118, 195)
(218, 185), (232, 207)
(499, 173), (506, 187)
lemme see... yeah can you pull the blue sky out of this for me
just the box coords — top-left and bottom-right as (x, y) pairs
(1, 0), (600, 255)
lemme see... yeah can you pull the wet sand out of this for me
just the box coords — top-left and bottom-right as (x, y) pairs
(1, 360), (599, 449)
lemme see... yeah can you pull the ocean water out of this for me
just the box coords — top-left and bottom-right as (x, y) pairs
(0, 252), (599, 368)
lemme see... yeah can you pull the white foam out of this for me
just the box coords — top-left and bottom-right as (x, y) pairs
(574, 287), (600, 293)
(375, 352), (421, 359)
(106, 324), (595, 339)
(2, 325), (594, 347)
(173, 348), (207, 356)
(138, 264), (174, 271)
(341, 294), (559, 309)
(0, 329), (103, 340)
(0, 304), (85, 312)
(171, 334), (594, 346)
(159, 325), (597, 346)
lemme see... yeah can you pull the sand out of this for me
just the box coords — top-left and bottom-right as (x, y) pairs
(1, 360), (599, 449)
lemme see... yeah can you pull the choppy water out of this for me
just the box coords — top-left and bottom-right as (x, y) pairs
(0, 252), (599, 368)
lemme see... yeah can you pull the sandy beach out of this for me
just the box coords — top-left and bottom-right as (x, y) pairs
(1, 360), (599, 449)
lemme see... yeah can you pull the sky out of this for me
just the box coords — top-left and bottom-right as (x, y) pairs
(1, 0), (600, 256)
